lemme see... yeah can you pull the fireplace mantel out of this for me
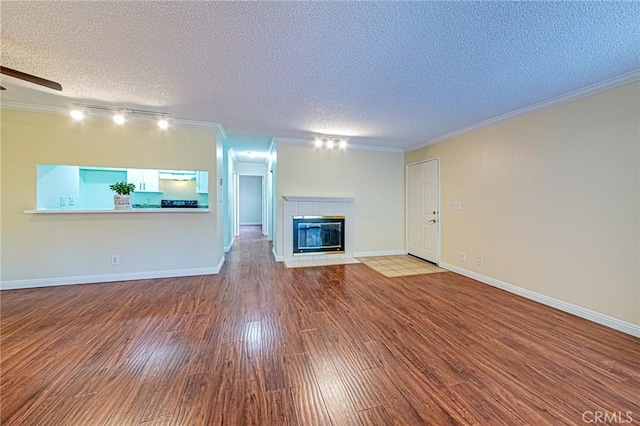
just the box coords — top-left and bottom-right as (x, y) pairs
(283, 196), (354, 203)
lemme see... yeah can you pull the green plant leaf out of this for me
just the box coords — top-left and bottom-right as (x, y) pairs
(109, 181), (136, 195)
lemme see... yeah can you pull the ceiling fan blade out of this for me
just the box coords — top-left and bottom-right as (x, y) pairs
(0, 66), (62, 91)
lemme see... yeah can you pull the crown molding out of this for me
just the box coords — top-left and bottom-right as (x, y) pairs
(271, 136), (309, 146)
(228, 148), (238, 163)
(347, 142), (404, 154)
(0, 100), (227, 139)
(272, 136), (404, 154)
(0, 100), (64, 116)
(407, 68), (640, 152)
(172, 118), (227, 139)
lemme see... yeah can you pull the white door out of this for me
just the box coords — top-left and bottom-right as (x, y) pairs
(407, 159), (439, 263)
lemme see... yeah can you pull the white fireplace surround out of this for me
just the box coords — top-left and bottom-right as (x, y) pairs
(283, 196), (355, 262)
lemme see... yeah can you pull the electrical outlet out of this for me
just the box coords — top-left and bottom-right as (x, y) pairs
(477, 257), (484, 267)
(111, 255), (120, 266)
(59, 196), (66, 207)
(459, 252), (466, 262)
(68, 196), (75, 206)
(358, 240), (362, 246)
(453, 201), (462, 211)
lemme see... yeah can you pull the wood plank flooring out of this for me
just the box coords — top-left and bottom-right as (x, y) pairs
(1, 225), (639, 425)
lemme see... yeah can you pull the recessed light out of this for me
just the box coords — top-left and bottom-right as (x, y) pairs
(315, 139), (323, 148)
(339, 139), (347, 149)
(157, 118), (168, 130)
(326, 139), (335, 149)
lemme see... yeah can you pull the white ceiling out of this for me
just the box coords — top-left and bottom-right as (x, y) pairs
(1, 2), (639, 151)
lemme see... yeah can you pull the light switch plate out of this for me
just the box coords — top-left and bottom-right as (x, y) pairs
(453, 201), (462, 210)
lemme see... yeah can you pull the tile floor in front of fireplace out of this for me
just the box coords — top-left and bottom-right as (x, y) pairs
(358, 255), (447, 277)
(283, 257), (361, 268)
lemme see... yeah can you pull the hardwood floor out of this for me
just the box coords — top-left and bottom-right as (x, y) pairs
(1, 225), (639, 425)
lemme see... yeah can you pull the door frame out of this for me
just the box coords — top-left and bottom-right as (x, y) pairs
(405, 157), (441, 265)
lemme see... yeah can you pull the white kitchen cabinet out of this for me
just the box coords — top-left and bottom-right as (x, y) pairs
(127, 169), (160, 192)
(196, 171), (209, 194)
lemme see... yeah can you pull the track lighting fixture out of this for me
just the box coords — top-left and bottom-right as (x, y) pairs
(314, 136), (348, 150)
(69, 109), (85, 121)
(70, 104), (171, 128)
(113, 113), (125, 125)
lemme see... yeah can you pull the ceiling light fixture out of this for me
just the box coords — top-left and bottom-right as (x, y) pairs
(71, 104), (172, 128)
(113, 113), (125, 125)
(314, 136), (348, 150)
(69, 109), (85, 121)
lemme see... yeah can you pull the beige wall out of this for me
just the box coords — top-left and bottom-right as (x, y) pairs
(276, 143), (405, 257)
(406, 81), (640, 325)
(1, 109), (222, 285)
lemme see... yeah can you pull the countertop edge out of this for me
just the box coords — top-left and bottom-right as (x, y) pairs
(23, 208), (210, 214)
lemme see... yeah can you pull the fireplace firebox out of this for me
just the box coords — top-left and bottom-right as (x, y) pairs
(293, 216), (345, 255)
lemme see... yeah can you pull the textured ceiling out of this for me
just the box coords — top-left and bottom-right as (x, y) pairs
(1, 1), (639, 150)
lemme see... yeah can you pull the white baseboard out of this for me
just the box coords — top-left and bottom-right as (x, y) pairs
(1, 258), (225, 291)
(439, 262), (640, 338)
(273, 247), (283, 262)
(353, 249), (407, 258)
(215, 256), (225, 272)
(224, 237), (235, 253)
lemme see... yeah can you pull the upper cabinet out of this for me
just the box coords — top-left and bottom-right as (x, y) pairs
(196, 171), (209, 194)
(127, 169), (160, 192)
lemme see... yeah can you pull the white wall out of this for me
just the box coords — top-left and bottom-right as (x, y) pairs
(406, 81), (640, 327)
(267, 146), (277, 244)
(275, 143), (405, 259)
(1, 109), (223, 288)
(239, 175), (262, 225)
(223, 147), (235, 251)
(37, 165), (80, 209)
(235, 162), (267, 176)
(79, 169), (126, 209)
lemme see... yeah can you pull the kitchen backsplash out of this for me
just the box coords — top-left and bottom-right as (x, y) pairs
(132, 180), (209, 207)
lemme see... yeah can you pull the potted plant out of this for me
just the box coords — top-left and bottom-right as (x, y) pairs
(109, 181), (136, 210)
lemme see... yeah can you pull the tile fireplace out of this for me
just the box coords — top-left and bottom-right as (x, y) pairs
(282, 196), (354, 263)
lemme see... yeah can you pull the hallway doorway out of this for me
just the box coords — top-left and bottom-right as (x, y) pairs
(234, 174), (266, 238)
